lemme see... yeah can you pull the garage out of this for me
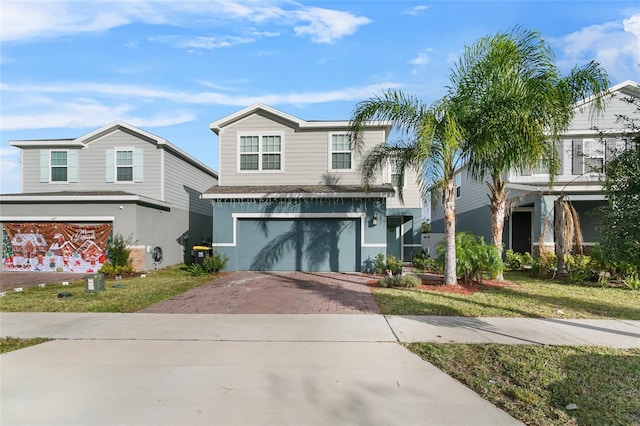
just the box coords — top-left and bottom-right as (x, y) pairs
(237, 218), (360, 272)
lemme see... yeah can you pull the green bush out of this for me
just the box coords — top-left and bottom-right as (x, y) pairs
(187, 263), (206, 276)
(99, 262), (134, 277)
(532, 251), (557, 278)
(202, 250), (228, 273)
(436, 232), (503, 282)
(105, 233), (135, 267)
(412, 252), (437, 272)
(622, 273), (640, 291)
(374, 253), (386, 274)
(379, 274), (421, 288)
(565, 254), (597, 284)
(505, 249), (534, 271)
(385, 254), (404, 276)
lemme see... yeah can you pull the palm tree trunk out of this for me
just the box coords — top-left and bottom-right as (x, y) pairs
(443, 180), (457, 285)
(488, 177), (507, 281)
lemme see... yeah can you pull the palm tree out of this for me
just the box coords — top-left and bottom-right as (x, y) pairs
(448, 27), (609, 280)
(350, 91), (464, 285)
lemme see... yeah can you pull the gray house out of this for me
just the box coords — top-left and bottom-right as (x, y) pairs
(431, 80), (640, 255)
(202, 104), (423, 272)
(1, 121), (218, 271)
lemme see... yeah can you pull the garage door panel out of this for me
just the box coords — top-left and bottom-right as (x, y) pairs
(237, 219), (359, 272)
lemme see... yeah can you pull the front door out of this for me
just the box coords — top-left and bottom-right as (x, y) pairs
(386, 217), (402, 260)
(511, 211), (532, 254)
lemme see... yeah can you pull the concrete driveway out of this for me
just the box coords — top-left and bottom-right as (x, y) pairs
(139, 271), (381, 314)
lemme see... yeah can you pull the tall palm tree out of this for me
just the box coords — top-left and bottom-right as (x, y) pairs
(448, 27), (609, 280)
(350, 91), (464, 285)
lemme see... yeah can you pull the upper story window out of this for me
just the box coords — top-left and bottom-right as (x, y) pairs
(105, 148), (143, 183)
(238, 134), (282, 171)
(330, 133), (352, 171)
(583, 139), (604, 173)
(116, 149), (134, 182)
(50, 150), (68, 182)
(390, 161), (404, 188)
(455, 173), (462, 198)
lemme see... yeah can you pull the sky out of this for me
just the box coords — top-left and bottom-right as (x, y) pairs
(1, 0), (639, 195)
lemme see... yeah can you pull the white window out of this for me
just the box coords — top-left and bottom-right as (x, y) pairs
(390, 161), (404, 188)
(583, 139), (604, 173)
(116, 149), (134, 182)
(330, 133), (352, 170)
(50, 150), (68, 182)
(455, 173), (462, 198)
(238, 134), (282, 171)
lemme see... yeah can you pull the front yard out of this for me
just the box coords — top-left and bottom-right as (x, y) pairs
(373, 271), (640, 319)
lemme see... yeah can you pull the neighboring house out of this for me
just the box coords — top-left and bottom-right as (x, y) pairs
(431, 80), (640, 255)
(202, 104), (423, 272)
(0, 121), (218, 272)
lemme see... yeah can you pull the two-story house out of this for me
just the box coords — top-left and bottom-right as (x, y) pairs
(431, 80), (640, 255)
(0, 121), (218, 272)
(202, 104), (423, 272)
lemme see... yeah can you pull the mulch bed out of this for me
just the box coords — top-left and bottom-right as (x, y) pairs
(365, 272), (518, 295)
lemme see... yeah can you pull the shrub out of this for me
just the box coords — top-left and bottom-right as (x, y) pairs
(386, 255), (404, 276)
(187, 263), (206, 276)
(379, 274), (421, 288)
(105, 233), (135, 267)
(532, 251), (557, 278)
(505, 249), (534, 271)
(412, 252), (437, 272)
(436, 232), (503, 282)
(374, 253), (386, 274)
(99, 262), (134, 277)
(565, 254), (597, 284)
(622, 273), (640, 291)
(202, 250), (228, 273)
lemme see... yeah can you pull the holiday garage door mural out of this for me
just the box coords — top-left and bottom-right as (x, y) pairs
(2, 223), (112, 273)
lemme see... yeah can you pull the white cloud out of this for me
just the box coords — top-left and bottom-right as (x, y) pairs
(403, 5), (429, 16)
(1, 1), (370, 44)
(293, 6), (371, 44)
(410, 49), (432, 66)
(151, 35), (255, 50)
(557, 13), (640, 82)
(0, 80), (402, 130)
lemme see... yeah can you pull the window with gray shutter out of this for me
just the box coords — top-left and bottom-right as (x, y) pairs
(572, 139), (583, 175)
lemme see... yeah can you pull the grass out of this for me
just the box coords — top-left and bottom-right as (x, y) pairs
(0, 337), (50, 354)
(373, 271), (640, 319)
(409, 343), (640, 426)
(0, 265), (215, 312)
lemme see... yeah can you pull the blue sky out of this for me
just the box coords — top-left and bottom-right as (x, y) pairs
(1, 0), (639, 194)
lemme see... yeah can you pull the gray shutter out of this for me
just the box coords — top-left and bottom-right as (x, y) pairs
(572, 139), (583, 175)
(133, 148), (143, 182)
(68, 150), (78, 182)
(604, 138), (617, 169)
(40, 150), (49, 182)
(105, 149), (114, 182)
(554, 140), (564, 175)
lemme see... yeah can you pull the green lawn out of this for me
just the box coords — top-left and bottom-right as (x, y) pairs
(373, 271), (640, 319)
(409, 343), (640, 426)
(0, 337), (51, 354)
(0, 265), (215, 313)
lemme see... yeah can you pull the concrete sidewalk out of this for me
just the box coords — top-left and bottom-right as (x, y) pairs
(1, 313), (639, 347)
(2, 313), (639, 426)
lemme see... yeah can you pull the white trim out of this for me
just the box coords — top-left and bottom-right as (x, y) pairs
(1, 216), (115, 222)
(212, 212), (386, 248)
(114, 147), (134, 183)
(160, 148), (165, 201)
(236, 131), (285, 173)
(10, 140), (83, 148)
(49, 149), (69, 184)
(328, 132), (354, 172)
(0, 194), (171, 209)
(203, 191), (393, 200)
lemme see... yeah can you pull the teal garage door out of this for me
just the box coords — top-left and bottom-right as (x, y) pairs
(237, 218), (360, 271)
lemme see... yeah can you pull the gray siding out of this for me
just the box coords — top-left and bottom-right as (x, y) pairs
(22, 130), (162, 199)
(219, 113), (386, 187)
(163, 150), (217, 214)
(570, 92), (635, 133)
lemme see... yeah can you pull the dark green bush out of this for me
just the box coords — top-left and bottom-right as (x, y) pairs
(379, 274), (421, 288)
(202, 250), (228, 273)
(412, 252), (437, 272)
(436, 232), (503, 282)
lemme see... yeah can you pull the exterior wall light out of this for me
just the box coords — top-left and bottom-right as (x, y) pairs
(371, 216), (378, 226)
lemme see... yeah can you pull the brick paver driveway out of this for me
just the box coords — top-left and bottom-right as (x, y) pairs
(139, 271), (380, 314)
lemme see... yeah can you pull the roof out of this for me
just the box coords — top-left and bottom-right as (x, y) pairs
(201, 184), (395, 200)
(0, 190), (171, 210)
(209, 103), (392, 135)
(10, 121), (218, 179)
(574, 80), (640, 109)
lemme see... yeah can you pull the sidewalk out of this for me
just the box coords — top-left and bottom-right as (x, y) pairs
(1, 313), (639, 347)
(1, 313), (638, 426)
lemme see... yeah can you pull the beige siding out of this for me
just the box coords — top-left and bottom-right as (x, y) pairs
(219, 112), (387, 187)
(386, 166), (423, 209)
(163, 150), (217, 214)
